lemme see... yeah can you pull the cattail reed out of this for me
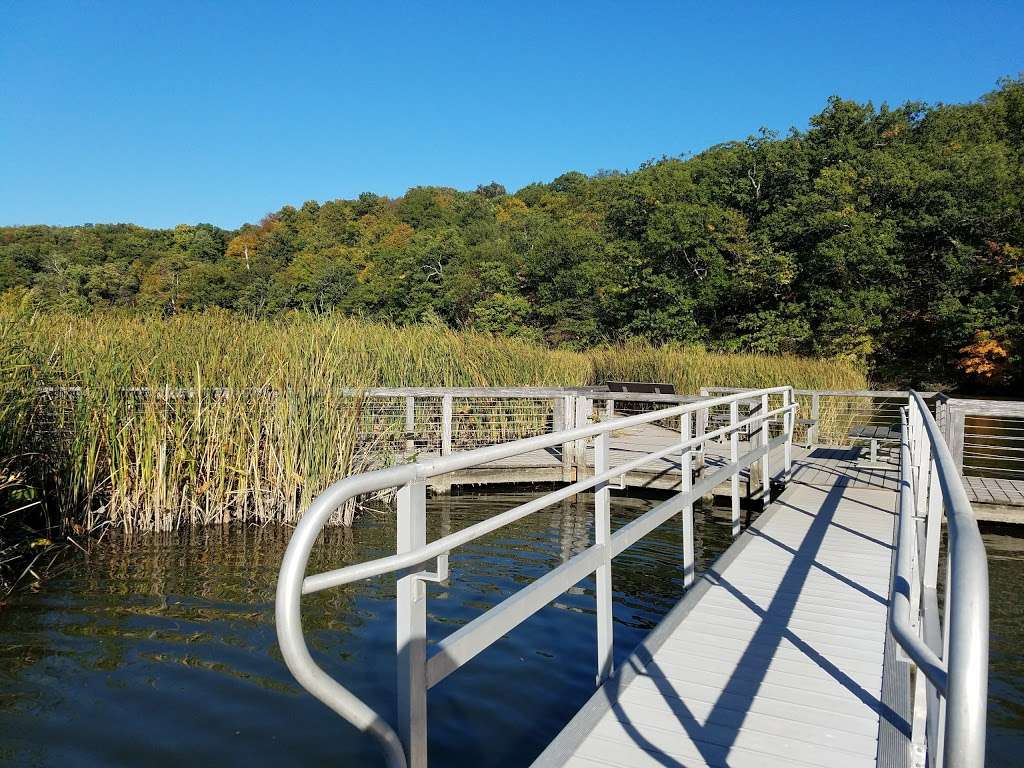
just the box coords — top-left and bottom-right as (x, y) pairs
(0, 309), (867, 534)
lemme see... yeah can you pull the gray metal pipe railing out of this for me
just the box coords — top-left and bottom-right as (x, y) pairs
(889, 392), (989, 768)
(892, 410), (948, 690)
(276, 386), (796, 768)
(275, 464), (417, 768)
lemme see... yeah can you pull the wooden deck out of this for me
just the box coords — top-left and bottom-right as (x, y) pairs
(433, 421), (1022, 521)
(962, 475), (1024, 522)
(431, 422), (898, 498)
(532, 458), (909, 768)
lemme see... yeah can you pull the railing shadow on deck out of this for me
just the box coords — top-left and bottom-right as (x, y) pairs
(603, 479), (907, 767)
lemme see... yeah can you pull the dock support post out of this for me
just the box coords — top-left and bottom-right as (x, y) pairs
(560, 395), (575, 482)
(729, 401), (740, 537)
(680, 412), (695, 586)
(605, 398), (614, 421)
(760, 393), (770, 503)
(593, 432), (614, 683)
(441, 394), (453, 456)
(396, 479), (428, 768)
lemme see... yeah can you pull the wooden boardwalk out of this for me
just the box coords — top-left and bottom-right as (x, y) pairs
(532, 457), (908, 768)
(434, 421), (1023, 521)
(431, 422), (900, 497)
(962, 475), (1024, 522)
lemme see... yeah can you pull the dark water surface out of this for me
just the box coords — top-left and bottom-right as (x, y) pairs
(1, 492), (1021, 767)
(0, 492), (737, 767)
(982, 527), (1024, 767)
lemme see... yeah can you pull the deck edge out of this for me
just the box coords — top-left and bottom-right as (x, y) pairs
(875, 495), (914, 768)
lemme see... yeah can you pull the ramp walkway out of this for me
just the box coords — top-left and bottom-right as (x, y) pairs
(533, 480), (898, 768)
(275, 388), (989, 768)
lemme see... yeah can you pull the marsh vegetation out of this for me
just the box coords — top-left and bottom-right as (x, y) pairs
(0, 309), (865, 589)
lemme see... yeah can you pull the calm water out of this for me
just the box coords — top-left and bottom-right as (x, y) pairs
(0, 492), (1021, 767)
(982, 527), (1024, 767)
(0, 492), (737, 767)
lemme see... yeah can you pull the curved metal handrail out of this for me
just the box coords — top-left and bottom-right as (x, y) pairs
(276, 386), (795, 768)
(889, 391), (989, 768)
(891, 408), (948, 690)
(912, 391), (989, 768)
(276, 464), (417, 768)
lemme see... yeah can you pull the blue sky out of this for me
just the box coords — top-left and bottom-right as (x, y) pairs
(2, 1), (1022, 229)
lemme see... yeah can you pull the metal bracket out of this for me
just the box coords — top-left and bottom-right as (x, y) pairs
(611, 474), (626, 490)
(411, 553), (449, 601)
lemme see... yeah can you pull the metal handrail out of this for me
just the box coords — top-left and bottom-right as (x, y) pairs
(889, 391), (989, 768)
(892, 411), (948, 691)
(276, 386), (796, 768)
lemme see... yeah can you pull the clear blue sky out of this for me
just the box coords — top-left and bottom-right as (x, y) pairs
(2, 1), (1022, 230)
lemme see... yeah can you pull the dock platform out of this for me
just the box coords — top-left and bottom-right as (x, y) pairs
(428, 420), (1021, 522)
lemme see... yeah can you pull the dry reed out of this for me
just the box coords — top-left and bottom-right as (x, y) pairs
(0, 309), (867, 533)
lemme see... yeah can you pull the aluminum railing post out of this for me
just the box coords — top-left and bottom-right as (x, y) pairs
(696, 403), (708, 475)
(441, 394), (453, 456)
(948, 406), (966, 474)
(783, 389), (793, 482)
(593, 431), (614, 683)
(910, 526), (929, 768)
(924, 456), (942, 590)
(760, 393), (771, 502)
(396, 479), (429, 768)
(916, 440), (932, 519)
(925, 450), (945, 768)
(810, 392), (820, 445)
(730, 401), (740, 537)
(912, 404), (928, 511)
(574, 396), (594, 473)
(560, 395), (574, 482)
(680, 411), (695, 587)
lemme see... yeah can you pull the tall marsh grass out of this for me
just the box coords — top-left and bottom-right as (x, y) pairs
(0, 309), (866, 535)
(586, 343), (867, 393)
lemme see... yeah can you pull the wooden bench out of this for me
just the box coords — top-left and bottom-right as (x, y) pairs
(848, 423), (901, 463)
(605, 381), (676, 395)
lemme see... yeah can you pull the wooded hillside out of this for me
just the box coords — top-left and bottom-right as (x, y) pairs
(3, 77), (1022, 389)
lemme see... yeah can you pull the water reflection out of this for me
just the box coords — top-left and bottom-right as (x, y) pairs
(983, 527), (1024, 767)
(0, 491), (736, 767)
(2, 493), (1020, 767)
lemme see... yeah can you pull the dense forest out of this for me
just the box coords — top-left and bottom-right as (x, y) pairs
(3, 78), (1023, 390)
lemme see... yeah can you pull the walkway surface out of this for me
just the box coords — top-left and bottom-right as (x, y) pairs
(532, 455), (906, 768)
